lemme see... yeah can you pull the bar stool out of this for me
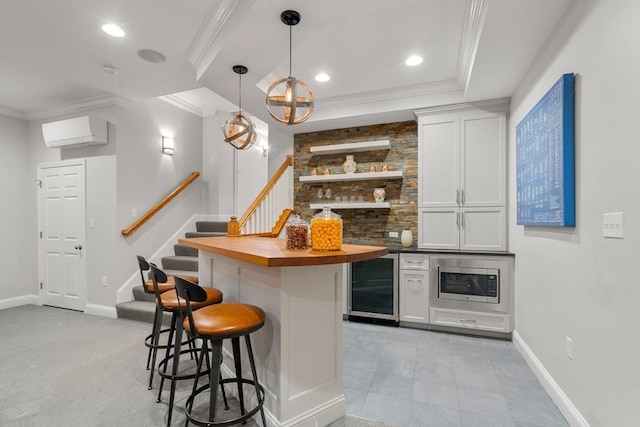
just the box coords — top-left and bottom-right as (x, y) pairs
(138, 255), (199, 390)
(149, 264), (224, 426)
(174, 276), (267, 427)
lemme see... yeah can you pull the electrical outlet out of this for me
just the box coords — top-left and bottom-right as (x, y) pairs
(566, 337), (573, 360)
(389, 231), (399, 238)
(102, 276), (108, 287)
(131, 208), (138, 218)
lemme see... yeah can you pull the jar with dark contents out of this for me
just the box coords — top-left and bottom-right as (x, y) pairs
(285, 214), (309, 249)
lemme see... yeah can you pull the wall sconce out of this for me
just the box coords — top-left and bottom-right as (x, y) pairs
(162, 136), (174, 155)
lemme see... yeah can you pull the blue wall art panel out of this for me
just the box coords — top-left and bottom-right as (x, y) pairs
(516, 73), (575, 227)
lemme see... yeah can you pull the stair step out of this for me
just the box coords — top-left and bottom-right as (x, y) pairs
(161, 255), (198, 272)
(174, 244), (198, 257)
(133, 285), (155, 303)
(196, 221), (228, 233)
(184, 231), (226, 238)
(115, 300), (169, 326)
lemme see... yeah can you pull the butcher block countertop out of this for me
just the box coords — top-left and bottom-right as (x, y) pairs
(179, 236), (388, 267)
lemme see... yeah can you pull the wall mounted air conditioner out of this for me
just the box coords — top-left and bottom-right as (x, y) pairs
(42, 116), (108, 148)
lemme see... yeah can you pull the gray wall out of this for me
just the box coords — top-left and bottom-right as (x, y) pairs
(0, 115), (31, 302)
(508, 1), (640, 426)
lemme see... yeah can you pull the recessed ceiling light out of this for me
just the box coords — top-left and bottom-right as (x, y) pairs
(102, 24), (125, 38)
(405, 55), (423, 66)
(315, 73), (330, 82)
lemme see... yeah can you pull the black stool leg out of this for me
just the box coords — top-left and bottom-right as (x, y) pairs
(157, 312), (177, 403)
(231, 337), (246, 419)
(245, 335), (267, 427)
(167, 313), (184, 427)
(148, 305), (165, 390)
(209, 339), (224, 422)
(185, 339), (209, 427)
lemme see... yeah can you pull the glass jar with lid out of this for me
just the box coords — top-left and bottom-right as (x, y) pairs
(285, 214), (309, 249)
(310, 207), (343, 251)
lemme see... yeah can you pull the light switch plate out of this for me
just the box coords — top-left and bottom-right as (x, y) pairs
(603, 212), (624, 238)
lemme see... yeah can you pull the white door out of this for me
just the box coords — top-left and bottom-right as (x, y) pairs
(38, 160), (86, 311)
(460, 207), (506, 252)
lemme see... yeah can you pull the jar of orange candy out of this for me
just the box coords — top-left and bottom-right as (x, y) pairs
(310, 207), (343, 251)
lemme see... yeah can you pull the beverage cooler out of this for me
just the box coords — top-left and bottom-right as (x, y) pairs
(348, 253), (399, 324)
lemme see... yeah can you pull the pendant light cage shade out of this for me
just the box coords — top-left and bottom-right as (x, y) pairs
(222, 113), (257, 150)
(265, 10), (314, 125)
(223, 65), (257, 150)
(266, 76), (314, 125)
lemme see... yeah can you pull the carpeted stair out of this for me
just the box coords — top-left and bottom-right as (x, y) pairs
(115, 221), (227, 324)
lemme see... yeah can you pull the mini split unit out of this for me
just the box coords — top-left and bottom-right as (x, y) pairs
(42, 116), (108, 148)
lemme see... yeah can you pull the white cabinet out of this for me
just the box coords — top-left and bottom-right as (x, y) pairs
(416, 102), (507, 251)
(418, 206), (506, 251)
(399, 254), (429, 324)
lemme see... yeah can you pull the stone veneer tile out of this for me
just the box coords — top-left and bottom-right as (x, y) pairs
(294, 121), (418, 248)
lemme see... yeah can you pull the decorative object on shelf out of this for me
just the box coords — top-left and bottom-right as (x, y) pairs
(357, 195), (364, 203)
(310, 169), (317, 176)
(369, 165), (376, 172)
(316, 188), (324, 201)
(401, 229), (413, 247)
(222, 65), (257, 150)
(323, 167), (330, 175)
(349, 195), (356, 203)
(382, 164), (389, 172)
(325, 188), (332, 199)
(310, 207), (342, 251)
(285, 214), (309, 249)
(265, 10), (314, 125)
(334, 196), (341, 203)
(373, 187), (386, 203)
(343, 155), (357, 174)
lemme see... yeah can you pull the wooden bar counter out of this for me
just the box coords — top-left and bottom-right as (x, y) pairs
(179, 236), (387, 427)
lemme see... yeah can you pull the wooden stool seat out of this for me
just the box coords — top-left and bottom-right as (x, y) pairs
(159, 288), (222, 311)
(185, 303), (265, 339)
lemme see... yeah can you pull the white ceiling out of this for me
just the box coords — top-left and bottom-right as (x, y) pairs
(0, 0), (572, 135)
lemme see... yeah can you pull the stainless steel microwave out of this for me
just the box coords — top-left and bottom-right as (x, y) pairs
(438, 266), (500, 304)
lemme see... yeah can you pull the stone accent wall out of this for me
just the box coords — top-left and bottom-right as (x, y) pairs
(293, 121), (418, 247)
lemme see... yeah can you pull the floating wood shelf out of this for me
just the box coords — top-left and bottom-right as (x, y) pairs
(309, 202), (391, 210)
(299, 170), (403, 183)
(309, 140), (390, 155)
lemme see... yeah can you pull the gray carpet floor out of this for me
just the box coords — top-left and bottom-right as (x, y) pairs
(0, 305), (392, 427)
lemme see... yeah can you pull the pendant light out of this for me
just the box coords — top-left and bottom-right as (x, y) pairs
(265, 10), (314, 125)
(222, 65), (257, 150)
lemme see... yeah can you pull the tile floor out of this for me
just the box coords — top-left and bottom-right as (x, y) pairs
(342, 320), (570, 427)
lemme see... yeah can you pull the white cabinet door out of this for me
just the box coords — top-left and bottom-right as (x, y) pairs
(418, 115), (459, 207)
(460, 113), (506, 207)
(418, 208), (459, 250)
(460, 207), (506, 251)
(399, 270), (429, 324)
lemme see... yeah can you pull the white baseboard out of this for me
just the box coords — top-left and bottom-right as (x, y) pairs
(85, 303), (117, 318)
(0, 294), (38, 310)
(513, 330), (590, 427)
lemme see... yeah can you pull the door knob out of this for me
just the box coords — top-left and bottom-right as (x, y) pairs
(75, 245), (83, 250)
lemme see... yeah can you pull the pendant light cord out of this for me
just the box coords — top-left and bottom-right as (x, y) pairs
(238, 72), (242, 115)
(289, 25), (292, 77)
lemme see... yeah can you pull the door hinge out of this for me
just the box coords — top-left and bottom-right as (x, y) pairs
(40, 282), (43, 290)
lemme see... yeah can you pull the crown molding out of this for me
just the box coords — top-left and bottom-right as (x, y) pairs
(414, 97), (510, 117)
(0, 106), (28, 121)
(159, 94), (205, 117)
(457, 0), (487, 90)
(25, 94), (133, 121)
(186, 0), (256, 80)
